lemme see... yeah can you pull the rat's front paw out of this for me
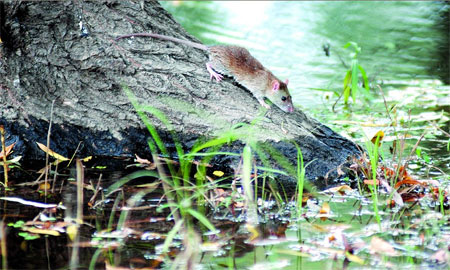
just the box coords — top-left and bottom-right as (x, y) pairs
(258, 99), (271, 109)
(206, 63), (223, 82)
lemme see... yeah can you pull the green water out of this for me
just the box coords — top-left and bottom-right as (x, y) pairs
(161, 1), (448, 105)
(3, 3), (449, 270)
(161, 1), (449, 175)
(157, 2), (450, 269)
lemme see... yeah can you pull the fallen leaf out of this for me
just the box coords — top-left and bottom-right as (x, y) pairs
(345, 251), (365, 265)
(364, 179), (380, 186)
(318, 202), (331, 221)
(370, 236), (397, 256)
(430, 249), (448, 263)
(394, 178), (422, 189)
(201, 241), (224, 252)
(324, 185), (353, 195)
(135, 154), (156, 170)
(246, 223), (260, 241)
(213, 170), (224, 177)
(23, 227), (60, 236)
(274, 249), (310, 257)
(38, 182), (51, 192)
(319, 202), (330, 214)
(371, 130), (384, 145)
(0, 142), (16, 158)
(36, 142), (69, 161)
(67, 224), (78, 241)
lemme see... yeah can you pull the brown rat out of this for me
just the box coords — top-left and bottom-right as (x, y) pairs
(115, 33), (294, 113)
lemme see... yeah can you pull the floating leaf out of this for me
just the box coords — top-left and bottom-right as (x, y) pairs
(324, 185), (353, 195)
(370, 236), (397, 256)
(318, 202), (331, 221)
(319, 202), (330, 214)
(430, 249), (448, 264)
(345, 251), (365, 265)
(201, 241), (224, 252)
(0, 155), (22, 165)
(246, 223), (260, 241)
(275, 249), (310, 257)
(67, 224), (78, 241)
(371, 130), (384, 145)
(363, 179), (380, 186)
(82, 156), (92, 162)
(38, 182), (51, 192)
(23, 227), (60, 236)
(18, 232), (40, 241)
(134, 154), (156, 170)
(36, 142), (69, 161)
(394, 179), (422, 189)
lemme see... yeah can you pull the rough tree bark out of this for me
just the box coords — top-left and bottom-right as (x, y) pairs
(0, 1), (361, 189)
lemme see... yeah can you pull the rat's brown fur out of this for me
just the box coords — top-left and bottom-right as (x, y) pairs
(115, 33), (294, 112)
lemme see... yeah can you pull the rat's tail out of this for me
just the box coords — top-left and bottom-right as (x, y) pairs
(115, 33), (208, 51)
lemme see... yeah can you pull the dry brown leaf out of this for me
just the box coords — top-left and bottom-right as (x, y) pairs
(36, 142), (69, 161)
(345, 251), (365, 265)
(324, 185), (353, 195)
(364, 179), (380, 186)
(430, 249), (449, 263)
(370, 236), (397, 256)
(0, 142), (15, 158)
(371, 130), (384, 145)
(135, 154), (156, 170)
(318, 202), (331, 221)
(23, 227), (60, 236)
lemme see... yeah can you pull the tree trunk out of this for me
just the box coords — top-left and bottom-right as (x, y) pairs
(0, 1), (360, 190)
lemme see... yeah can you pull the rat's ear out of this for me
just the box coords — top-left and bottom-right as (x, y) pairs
(272, 80), (280, 91)
(285, 79), (289, 85)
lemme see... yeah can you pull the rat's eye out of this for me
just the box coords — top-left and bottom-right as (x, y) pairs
(281, 96), (287, 102)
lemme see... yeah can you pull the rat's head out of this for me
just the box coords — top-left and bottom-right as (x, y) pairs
(269, 79), (294, 113)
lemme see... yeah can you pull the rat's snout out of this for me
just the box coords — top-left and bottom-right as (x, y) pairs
(282, 104), (294, 113)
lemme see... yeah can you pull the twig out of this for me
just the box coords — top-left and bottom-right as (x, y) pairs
(0, 126), (8, 188)
(44, 100), (56, 200)
(67, 141), (83, 168)
(0, 221), (7, 270)
(430, 121), (450, 137)
(377, 85), (394, 124)
(88, 173), (102, 206)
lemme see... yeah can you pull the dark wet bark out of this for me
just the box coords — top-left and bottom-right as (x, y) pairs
(0, 1), (361, 189)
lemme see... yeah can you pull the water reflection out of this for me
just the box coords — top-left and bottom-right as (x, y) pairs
(161, 1), (448, 106)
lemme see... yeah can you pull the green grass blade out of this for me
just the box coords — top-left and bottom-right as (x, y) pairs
(105, 170), (159, 197)
(294, 143), (305, 217)
(257, 142), (315, 194)
(351, 59), (358, 102)
(343, 70), (352, 104)
(182, 152), (240, 158)
(242, 145), (253, 203)
(162, 219), (184, 254)
(186, 208), (216, 233)
(191, 134), (238, 154)
(358, 64), (370, 91)
(89, 248), (103, 270)
(255, 166), (289, 176)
